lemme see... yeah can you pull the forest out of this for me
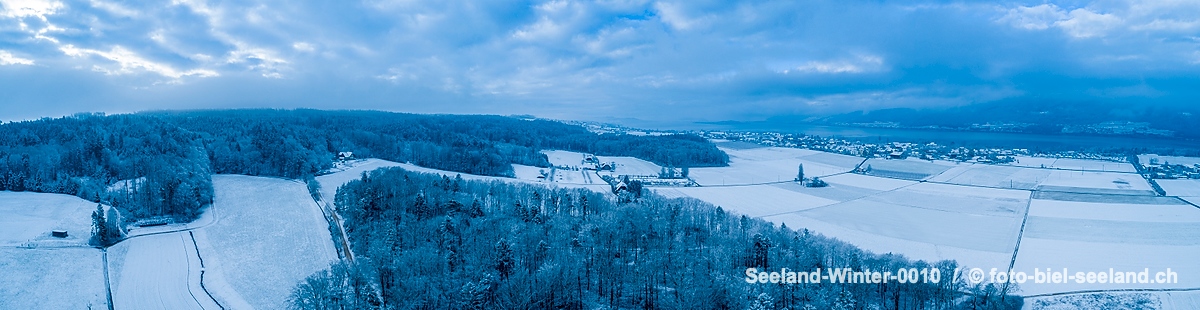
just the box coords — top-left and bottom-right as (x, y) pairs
(291, 167), (1020, 310)
(0, 110), (727, 223)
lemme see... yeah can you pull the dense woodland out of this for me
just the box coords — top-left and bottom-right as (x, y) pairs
(292, 168), (1020, 310)
(0, 110), (727, 222)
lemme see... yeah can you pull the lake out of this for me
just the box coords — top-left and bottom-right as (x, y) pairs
(683, 122), (1200, 154)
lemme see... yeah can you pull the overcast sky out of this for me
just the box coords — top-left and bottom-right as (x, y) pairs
(1, 0), (1197, 122)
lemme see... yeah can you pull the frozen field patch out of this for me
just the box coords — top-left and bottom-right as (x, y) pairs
(1014, 196), (1200, 295)
(1012, 238), (1200, 295)
(1023, 216), (1200, 246)
(0, 191), (98, 247)
(1158, 179), (1200, 197)
(689, 148), (858, 186)
(206, 175), (339, 309)
(821, 173), (917, 191)
(797, 197), (1023, 253)
(596, 155), (662, 176)
(1027, 199), (1200, 222)
(110, 232), (220, 310)
(511, 164), (546, 181)
(1036, 170), (1153, 194)
(1046, 158), (1137, 173)
(927, 164), (1051, 190)
(0, 248), (106, 310)
(868, 182), (1029, 217)
(765, 213), (1012, 270)
(863, 158), (954, 180)
(542, 150), (588, 168)
(669, 185), (839, 217)
(1012, 156), (1136, 172)
(770, 181), (883, 202)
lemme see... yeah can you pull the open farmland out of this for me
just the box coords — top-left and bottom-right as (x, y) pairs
(1036, 170), (1154, 195)
(927, 163), (1052, 190)
(861, 158), (955, 180)
(665, 147), (1200, 299)
(110, 232), (221, 310)
(203, 175), (339, 310)
(0, 192), (98, 247)
(1158, 179), (1200, 197)
(542, 150), (588, 168)
(595, 155), (662, 176)
(1012, 156), (1136, 172)
(0, 192), (108, 309)
(657, 185), (839, 217)
(0, 247), (107, 309)
(689, 146), (861, 186)
(1013, 197), (1200, 295)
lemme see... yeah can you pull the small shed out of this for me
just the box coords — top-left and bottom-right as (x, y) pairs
(51, 230), (68, 238)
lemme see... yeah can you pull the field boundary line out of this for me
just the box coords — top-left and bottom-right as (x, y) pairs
(102, 248), (114, 310)
(181, 233), (205, 310)
(1002, 191), (1034, 295)
(189, 231), (224, 310)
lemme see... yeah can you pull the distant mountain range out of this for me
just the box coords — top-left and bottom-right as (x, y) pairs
(766, 101), (1200, 139)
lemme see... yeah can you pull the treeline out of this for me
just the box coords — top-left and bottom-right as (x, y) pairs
(292, 168), (1015, 309)
(150, 109), (728, 177)
(0, 110), (728, 222)
(0, 114), (213, 220)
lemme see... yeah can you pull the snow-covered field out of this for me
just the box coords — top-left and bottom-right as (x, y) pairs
(1026, 199), (1200, 222)
(663, 147), (1200, 300)
(0, 191), (98, 247)
(1013, 198), (1200, 295)
(655, 185), (839, 217)
(203, 175), (339, 310)
(543, 150), (589, 168)
(927, 163), (1052, 190)
(1012, 156), (1137, 172)
(596, 155), (662, 176)
(110, 232), (221, 310)
(1036, 170), (1154, 195)
(0, 247), (107, 309)
(0, 191), (109, 309)
(861, 158), (955, 180)
(790, 183), (1027, 254)
(1158, 179), (1200, 197)
(820, 172), (917, 191)
(688, 147), (861, 186)
(511, 164), (546, 181)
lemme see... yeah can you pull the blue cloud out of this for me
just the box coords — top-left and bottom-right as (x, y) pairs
(0, 0), (1197, 122)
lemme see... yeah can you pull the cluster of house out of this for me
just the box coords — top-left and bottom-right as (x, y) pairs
(581, 154), (615, 171)
(1144, 161), (1200, 179)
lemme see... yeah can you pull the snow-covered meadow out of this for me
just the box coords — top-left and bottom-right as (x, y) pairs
(203, 175), (340, 309)
(0, 191), (99, 247)
(688, 146), (862, 186)
(1158, 179), (1200, 198)
(661, 146), (1200, 301)
(0, 247), (107, 309)
(1012, 156), (1137, 173)
(0, 192), (107, 309)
